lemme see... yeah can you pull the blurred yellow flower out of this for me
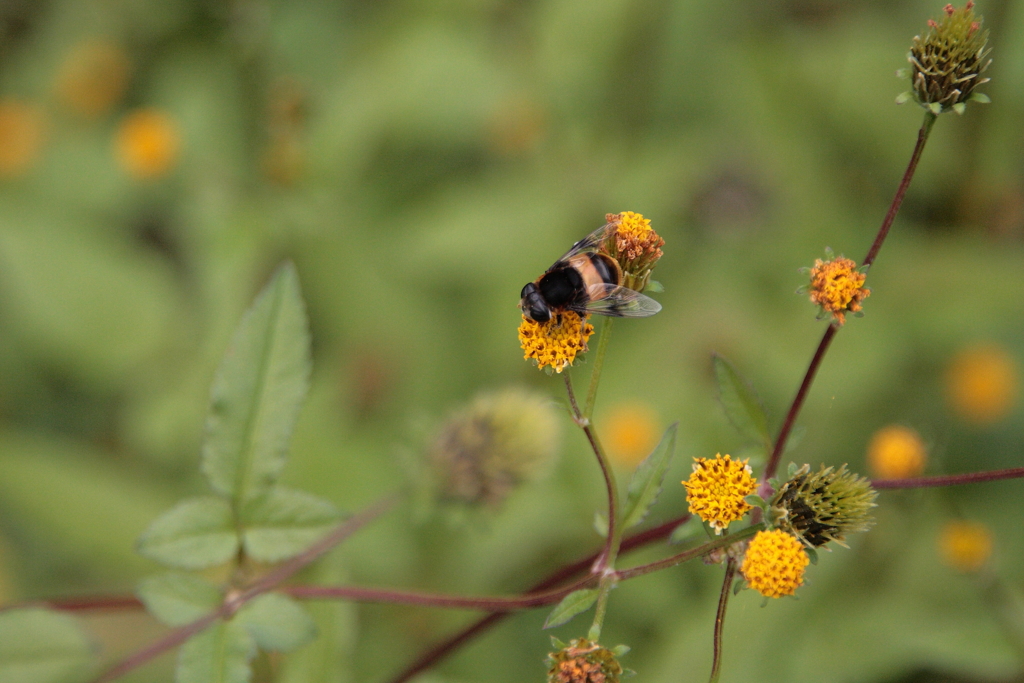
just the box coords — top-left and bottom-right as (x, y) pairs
(115, 108), (181, 179)
(602, 402), (659, 468)
(741, 529), (808, 598)
(683, 453), (756, 534)
(940, 520), (992, 573)
(0, 100), (45, 178)
(867, 425), (927, 480)
(56, 40), (130, 118)
(945, 344), (1018, 424)
(518, 312), (594, 374)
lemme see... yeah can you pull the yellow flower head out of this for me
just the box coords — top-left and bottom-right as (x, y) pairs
(56, 41), (130, 118)
(741, 529), (809, 598)
(683, 454), (757, 533)
(518, 312), (594, 374)
(945, 343), (1018, 424)
(605, 211), (664, 292)
(867, 425), (927, 480)
(603, 402), (660, 468)
(807, 254), (870, 325)
(115, 108), (181, 179)
(940, 520), (992, 573)
(547, 638), (623, 683)
(0, 100), (46, 178)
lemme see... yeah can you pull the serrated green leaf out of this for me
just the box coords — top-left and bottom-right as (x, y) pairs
(236, 593), (317, 652)
(712, 355), (771, 450)
(138, 573), (223, 627)
(621, 423), (678, 530)
(137, 497), (238, 570)
(176, 621), (255, 683)
(239, 487), (342, 563)
(593, 511), (608, 538)
(0, 609), (95, 683)
(201, 262), (311, 505)
(543, 589), (600, 629)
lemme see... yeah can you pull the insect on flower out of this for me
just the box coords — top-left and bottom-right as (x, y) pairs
(519, 223), (662, 324)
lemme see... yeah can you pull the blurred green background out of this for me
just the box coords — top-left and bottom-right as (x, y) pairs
(1, 0), (1024, 681)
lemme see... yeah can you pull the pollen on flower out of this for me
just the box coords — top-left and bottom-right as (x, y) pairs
(741, 529), (809, 598)
(605, 211), (664, 292)
(867, 425), (927, 480)
(518, 312), (595, 374)
(807, 255), (870, 325)
(683, 454), (757, 534)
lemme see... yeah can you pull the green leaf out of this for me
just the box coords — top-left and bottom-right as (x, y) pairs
(805, 546), (819, 565)
(952, 102), (966, 115)
(138, 573), (223, 627)
(645, 280), (664, 293)
(137, 496), (238, 570)
(0, 609), (95, 683)
(895, 91), (911, 104)
(543, 589), (600, 629)
(239, 487), (342, 563)
(971, 92), (991, 104)
(176, 621), (255, 683)
(713, 355), (770, 450)
(621, 423), (678, 530)
(236, 593), (317, 653)
(668, 517), (703, 544)
(201, 262), (312, 505)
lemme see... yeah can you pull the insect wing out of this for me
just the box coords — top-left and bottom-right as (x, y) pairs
(555, 223), (614, 263)
(585, 283), (662, 318)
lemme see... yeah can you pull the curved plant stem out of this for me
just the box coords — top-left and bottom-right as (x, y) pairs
(872, 467), (1024, 489)
(614, 524), (762, 582)
(709, 559), (738, 683)
(89, 494), (396, 683)
(583, 317), (614, 420)
(385, 515), (691, 683)
(763, 110), (937, 485)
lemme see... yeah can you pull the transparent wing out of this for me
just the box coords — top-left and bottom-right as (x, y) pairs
(584, 283), (662, 318)
(556, 223), (614, 263)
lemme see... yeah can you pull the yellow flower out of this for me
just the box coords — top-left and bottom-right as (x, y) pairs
(741, 529), (809, 598)
(940, 520), (992, 573)
(807, 255), (870, 325)
(56, 41), (130, 118)
(945, 344), (1018, 424)
(867, 425), (927, 480)
(115, 108), (181, 179)
(518, 312), (594, 374)
(683, 454), (756, 534)
(0, 100), (45, 178)
(547, 638), (623, 683)
(605, 211), (664, 292)
(603, 402), (660, 468)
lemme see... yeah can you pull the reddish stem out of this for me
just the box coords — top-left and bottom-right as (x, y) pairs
(709, 560), (738, 683)
(873, 467), (1024, 489)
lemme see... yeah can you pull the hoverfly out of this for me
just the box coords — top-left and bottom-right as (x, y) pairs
(519, 223), (661, 323)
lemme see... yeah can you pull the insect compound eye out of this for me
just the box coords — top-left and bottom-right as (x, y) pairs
(529, 302), (550, 323)
(521, 282), (535, 299)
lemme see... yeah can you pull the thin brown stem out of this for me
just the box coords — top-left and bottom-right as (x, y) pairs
(385, 515), (691, 683)
(1, 595), (144, 614)
(284, 576), (593, 611)
(762, 325), (837, 484)
(614, 524), (762, 582)
(709, 559), (738, 683)
(873, 467), (1024, 489)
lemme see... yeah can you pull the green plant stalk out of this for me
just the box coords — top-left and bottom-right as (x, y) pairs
(583, 317), (614, 420)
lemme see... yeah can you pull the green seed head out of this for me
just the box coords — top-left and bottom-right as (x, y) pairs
(906, 2), (991, 114)
(770, 464), (877, 548)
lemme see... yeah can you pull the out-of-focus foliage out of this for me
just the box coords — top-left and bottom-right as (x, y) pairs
(0, 1), (1023, 682)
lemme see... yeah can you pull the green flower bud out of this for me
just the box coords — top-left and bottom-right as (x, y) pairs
(770, 464), (877, 548)
(427, 388), (560, 507)
(904, 2), (992, 115)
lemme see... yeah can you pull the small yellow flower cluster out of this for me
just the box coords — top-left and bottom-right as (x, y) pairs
(740, 529), (809, 599)
(808, 255), (870, 325)
(867, 425), (927, 480)
(518, 312), (595, 374)
(115, 108), (181, 179)
(606, 211), (664, 292)
(546, 638), (623, 683)
(945, 344), (1018, 425)
(682, 454), (756, 534)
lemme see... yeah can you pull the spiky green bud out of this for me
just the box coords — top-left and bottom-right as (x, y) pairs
(903, 2), (991, 114)
(769, 464), (877, 548)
